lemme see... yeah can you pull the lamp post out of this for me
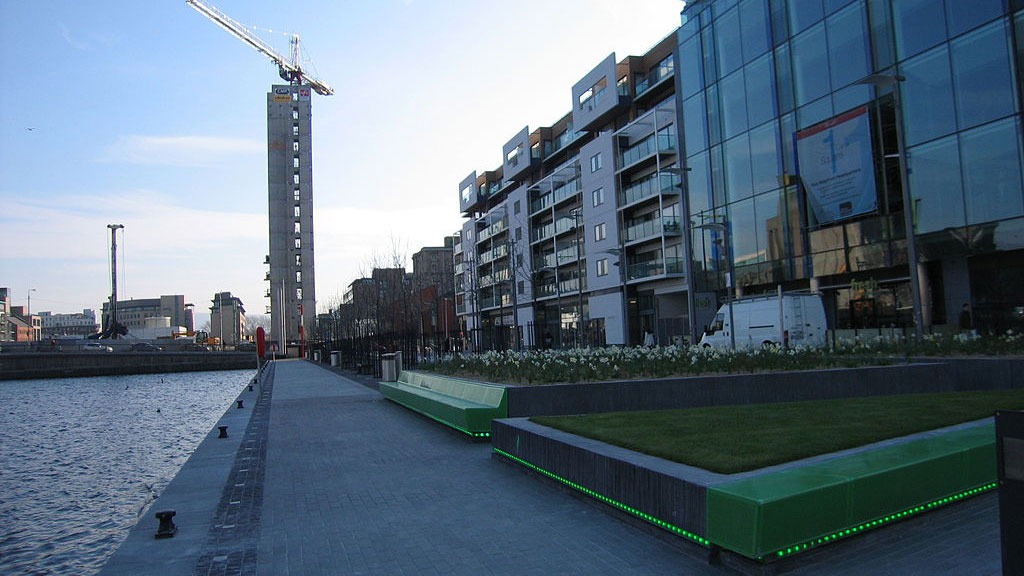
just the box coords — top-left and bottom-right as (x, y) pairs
(570, 208), (584, 348)
(693, 217), (735, 350)
(855, 72), (924, 339)
(27, 288), (37, 341)
(602, 248), (630, 346)
(663, 166), (696, 344)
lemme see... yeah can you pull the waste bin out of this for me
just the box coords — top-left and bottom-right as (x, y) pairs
(313, 350), (321, 362)
(330, 351), (340, 367)
(381, 353), (397, 382)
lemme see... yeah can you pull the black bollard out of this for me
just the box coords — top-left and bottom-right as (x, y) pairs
(218, 425), (228, 438)
(154, 509), (177, 539)
(236, 399), (244, 409)
(248, 384), (254, 391)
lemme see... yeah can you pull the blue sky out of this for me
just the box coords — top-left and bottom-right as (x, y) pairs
(0, 0), (682, 325)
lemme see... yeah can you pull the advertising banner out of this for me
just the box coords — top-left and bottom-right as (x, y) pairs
(796, 106), (877, 225)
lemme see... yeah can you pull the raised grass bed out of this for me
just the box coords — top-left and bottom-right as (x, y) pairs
(495, 389), (1024, 562)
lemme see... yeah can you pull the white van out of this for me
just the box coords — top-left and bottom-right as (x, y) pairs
(699, 293), (827, 349)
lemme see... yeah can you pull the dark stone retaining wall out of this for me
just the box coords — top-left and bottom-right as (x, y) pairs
(492, 418), (712, 537)
(0, 352), (259, 380)
(504, 358), (1024, 417)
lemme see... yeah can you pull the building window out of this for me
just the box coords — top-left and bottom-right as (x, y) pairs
(293, 174), (300, 184)
(594, 222), (606, 242)
(295, 254), (302, 266)
(293, 141), (299, 152)
(514, 200), (521, 214)
(292, 108), (299, 120)
(294, 238), (301, 249)
(296, 271), (302, 283)
(293, 157), (299, 168)
(294, 222), (301, 234)
(292, 126), (299, 136)
(590, 153), (603, 173)
(516, 227), (522, 241)
(293, 206), (301, 217)
(592, 187), (604, 207)
(597, 258), (609, 277)
(293, 189), (300, 201)
(296, 288), (302, 299)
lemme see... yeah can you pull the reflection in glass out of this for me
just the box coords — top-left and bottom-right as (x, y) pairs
(745, 54), (776, 128)
(945, 0), (1002, 38)
(961, 118), (1024, 226)
(739, 0), (770, 63)
(716, 7), (744, 77)
(791, 23), (830, 106)
(892, 0), (947, 60)
(730, 197), (758, 268)
(720, 70), (748, 139)
(687, 151), (712, 215)
(684, 93), (709, 153)
(724, 133), (753, 203)
(826, 3), (870, 89)
(902, 45), (956, 146)
(680, 36), (704, 100)
(908, 135), (964, 233)
(787, 0), (823, 35)
(749, 121), (780, 195)
(950, 20), (1016, 131)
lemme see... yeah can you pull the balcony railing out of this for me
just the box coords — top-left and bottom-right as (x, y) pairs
(532, 221), (555, 242)
(624, 217), (681, 242)
(579, 86), (607, 113)
(530, 192), (552, 214)
(620, 172), (681, 206)
(478, 219), (507, 242)
(627, 257), (684, 280)
(552, 178), (581, 205)
(619, 132), (677, 169)
(635, 62), (675, 97)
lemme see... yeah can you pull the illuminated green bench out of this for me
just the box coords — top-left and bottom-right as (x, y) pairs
(379, 371), (508, 438)
(706, 423), (997, 560)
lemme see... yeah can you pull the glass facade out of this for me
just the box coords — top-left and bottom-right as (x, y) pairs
(680, 0), (1024, 332)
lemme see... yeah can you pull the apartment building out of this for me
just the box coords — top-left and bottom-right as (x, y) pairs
(38, 310), (99, 339)
(678, 0), (1024, 335)
(100, 295), (194, 335)
(210, 291), (246, 348)
(455, 33), (685, 350)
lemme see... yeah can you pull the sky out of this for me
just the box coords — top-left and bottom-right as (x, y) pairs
(0, 0), (683, 328)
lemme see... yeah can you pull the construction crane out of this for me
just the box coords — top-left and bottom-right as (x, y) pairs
(185, 0), (334, 96)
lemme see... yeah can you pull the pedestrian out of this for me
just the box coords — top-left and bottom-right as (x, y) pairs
(958, 303), (973, 333)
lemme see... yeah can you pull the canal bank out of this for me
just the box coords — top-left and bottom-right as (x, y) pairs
(0, 352), (258, 381)
(100, 360), (1003, 575)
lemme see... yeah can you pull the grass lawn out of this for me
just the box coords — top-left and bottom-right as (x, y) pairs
(530, 389), (1024, 474)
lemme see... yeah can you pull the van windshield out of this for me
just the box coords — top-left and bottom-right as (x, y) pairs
(706, 313), (724, 334)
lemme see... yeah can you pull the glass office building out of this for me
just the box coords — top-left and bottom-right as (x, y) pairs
(678, 0), (1024, 333)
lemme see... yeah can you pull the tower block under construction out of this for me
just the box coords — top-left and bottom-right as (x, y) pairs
(266, 84), (316, 347)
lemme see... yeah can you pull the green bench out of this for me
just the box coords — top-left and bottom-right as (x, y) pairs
(706, 423), (997, 560)
(379, 371), (508, 437)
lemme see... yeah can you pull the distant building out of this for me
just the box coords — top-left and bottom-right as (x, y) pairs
(7, 306), (37, 341)
(210, 292), (246, 348)
(101, 295), (194, 335)
(0, 287), (10, 342)
(38, 310), (99, 339)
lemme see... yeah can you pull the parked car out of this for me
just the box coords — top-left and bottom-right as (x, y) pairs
(82, 343), (114, 352)
(129, 342), (163, 352)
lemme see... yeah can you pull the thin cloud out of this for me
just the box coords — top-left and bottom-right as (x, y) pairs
(57, 22), (92, 51)
(98, 135), (263, 167)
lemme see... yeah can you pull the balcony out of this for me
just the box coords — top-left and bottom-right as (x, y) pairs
(554, 215), (580, 237)
(624, 217), (682, 243)
(479, 244), (509, 265)
(619, 132), (676, 170)
(530, 192), (552, 214)
(627, 257), (684, 281)
(531, 221), (555, 243)
(634, 62), (675, 98)
(620, 173), (681, 207)
(552, 178), (581, 206)
(556, 243), (582, 264)
(478, 219), (508, 243)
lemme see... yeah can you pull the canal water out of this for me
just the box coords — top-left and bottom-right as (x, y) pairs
(0, 370), (253, 575)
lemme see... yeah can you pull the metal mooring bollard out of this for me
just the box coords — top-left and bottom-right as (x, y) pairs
(236, 399), (244, 409)
(154, 509), (177, 539)
(218, 425), (228, 438)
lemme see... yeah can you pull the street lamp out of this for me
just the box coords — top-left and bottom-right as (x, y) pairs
(693, 218), (735, 350)
(570, 208), (584, 348)
(602, 248), (630, 346)
(855, 71), (924, 339)
(663, 166), (696, 344)
(27, 288), (37, 341)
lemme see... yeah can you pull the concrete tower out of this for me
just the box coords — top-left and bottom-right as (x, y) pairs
(267, 84), (316, 348)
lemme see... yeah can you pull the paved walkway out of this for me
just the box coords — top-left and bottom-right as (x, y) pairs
(102, 360), (1005, 575)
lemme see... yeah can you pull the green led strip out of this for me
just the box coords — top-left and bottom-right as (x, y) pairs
(386, 396), (489, 437)
(771, 482), (998, 560)
(493, 448), (710, 547)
